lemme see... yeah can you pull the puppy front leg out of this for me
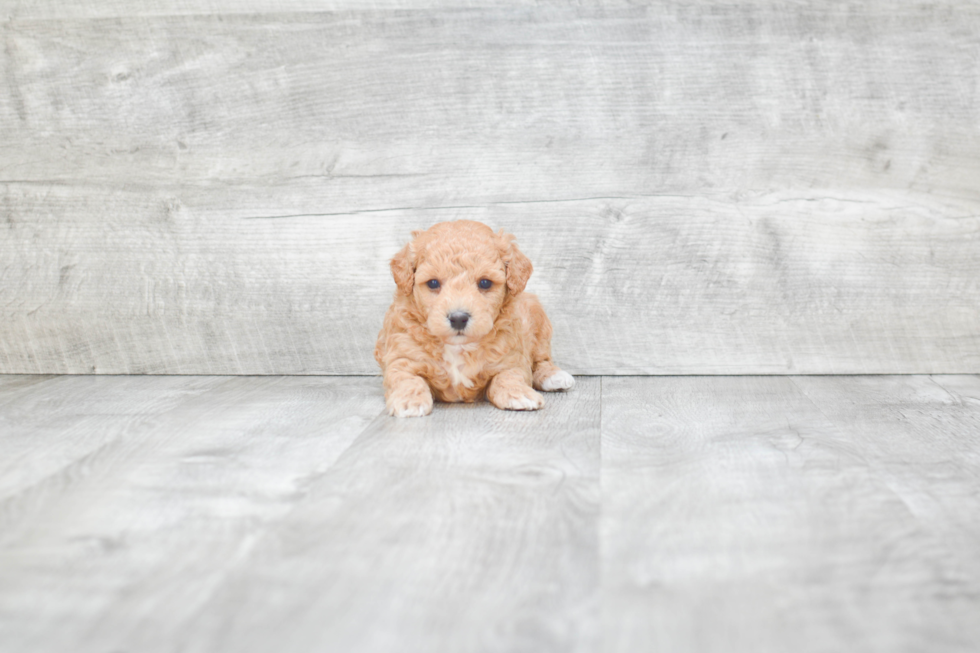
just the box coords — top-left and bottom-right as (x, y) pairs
(384, 365), (433, 418)
(487, 368), (544, 411)
(532, 360), (576, 392)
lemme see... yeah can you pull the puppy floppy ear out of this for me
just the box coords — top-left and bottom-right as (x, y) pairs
(496, 230), (533, 294)
(390, 241), (416, 296)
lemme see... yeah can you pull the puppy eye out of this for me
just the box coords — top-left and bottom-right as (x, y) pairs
(478, 279), (492, 290)
(426, 279), (440, 290)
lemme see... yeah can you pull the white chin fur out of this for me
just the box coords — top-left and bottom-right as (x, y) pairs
(542, 371), (575, 391)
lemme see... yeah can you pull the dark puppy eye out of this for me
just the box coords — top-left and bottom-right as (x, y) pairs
(426, 279), (440, 290)
(478, 279), (492, 290)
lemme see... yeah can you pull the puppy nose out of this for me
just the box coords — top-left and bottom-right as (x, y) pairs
(448, 311), (470, 331)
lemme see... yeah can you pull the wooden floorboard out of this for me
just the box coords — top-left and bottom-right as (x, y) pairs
(1, 375), (979, 652)
(601, 375), (980, 653)
(177, 377), (600, 653)
(0, 375), (386, 652)
(0, 375), (228, 500)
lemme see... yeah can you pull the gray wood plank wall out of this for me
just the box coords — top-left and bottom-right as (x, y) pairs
(2, 2), (979, 374)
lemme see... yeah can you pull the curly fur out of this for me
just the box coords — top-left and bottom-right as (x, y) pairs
(375, 220), (574, 417)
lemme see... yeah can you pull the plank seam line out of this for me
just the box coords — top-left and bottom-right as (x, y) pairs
(238, 194), (703, 220)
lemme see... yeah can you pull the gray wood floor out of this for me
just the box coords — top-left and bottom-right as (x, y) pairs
(1, 374), (978, 652)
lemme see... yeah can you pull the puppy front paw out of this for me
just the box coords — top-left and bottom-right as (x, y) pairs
(386, 379), (434, 418)
(540, 370), (575, 392)
(489, 384), (544, 411)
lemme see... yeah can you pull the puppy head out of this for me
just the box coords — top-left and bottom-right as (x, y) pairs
(390, 220), (532, 342)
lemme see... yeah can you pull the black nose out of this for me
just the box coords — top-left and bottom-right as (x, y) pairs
(448, 311), (470, 331)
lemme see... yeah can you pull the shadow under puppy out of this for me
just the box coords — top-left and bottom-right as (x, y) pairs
(375, 220), (574, 417)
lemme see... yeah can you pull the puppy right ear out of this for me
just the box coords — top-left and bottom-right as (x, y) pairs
(496, 230), (533, 295)
(390, 242), (415, 296)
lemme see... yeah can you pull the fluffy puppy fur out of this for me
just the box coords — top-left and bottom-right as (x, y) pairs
(375, 220), (574, 417)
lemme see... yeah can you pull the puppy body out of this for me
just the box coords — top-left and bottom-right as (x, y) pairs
(375, 220), (573, 417)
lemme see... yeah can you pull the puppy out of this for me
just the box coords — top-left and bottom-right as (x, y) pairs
(375, 220), (574, 417)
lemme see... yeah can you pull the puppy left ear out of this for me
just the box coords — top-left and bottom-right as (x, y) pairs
(497, 230), (533, 294)
(390, 242), (416, 296)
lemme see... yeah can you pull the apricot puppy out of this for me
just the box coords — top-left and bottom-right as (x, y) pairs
(375, 220), (574, 417)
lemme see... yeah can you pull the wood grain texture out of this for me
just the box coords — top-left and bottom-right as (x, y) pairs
(601, 375), (980, 653)
(0, 375), (385, 652)
(0, 374), (226, 499)
(2, 374), (979, 651)
(0, 375), (600, 653)
(176, 377), (600, 653)
(2, 191), (976, 374)
(2, 4), (979, 374)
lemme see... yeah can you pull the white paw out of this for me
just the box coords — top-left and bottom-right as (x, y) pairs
(387, 391), (433, 418)
(541, 371), (575, 391)
(390, 402), (432, 418)
(501, 389), (544, 411)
